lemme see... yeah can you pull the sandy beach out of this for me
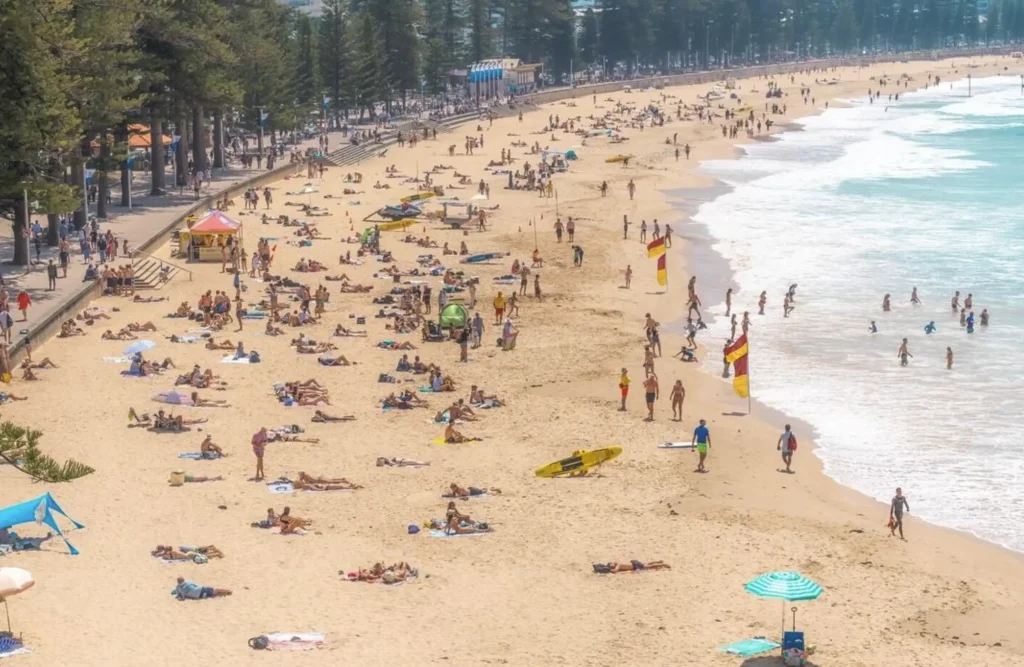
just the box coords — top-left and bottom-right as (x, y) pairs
(3, 55), (1024, 667)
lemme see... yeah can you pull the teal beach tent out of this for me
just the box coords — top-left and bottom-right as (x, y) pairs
(0, 493), (84, 555)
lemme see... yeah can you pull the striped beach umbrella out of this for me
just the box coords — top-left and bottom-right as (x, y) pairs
(744, 571), (822, 639)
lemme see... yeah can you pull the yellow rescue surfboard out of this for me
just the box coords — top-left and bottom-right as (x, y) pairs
(534, 447), (622, 478)
(376, 218), (417, 232)
(604, 154), (633, 164)
(401, 192), (436, 204)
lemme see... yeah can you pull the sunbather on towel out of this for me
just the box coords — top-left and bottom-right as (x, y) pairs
(103, 328), (136, 340)
(126, 321), (158, 332)
(269, 433), (321, 444)
(312, 410), (356, 423)
(592, 560), (671, 574)
(470, 385), (503, 405)
(171, 576), (232, 600)
(383, 392), (427, 409)
(446, 483), (500, 498)
(333, 325), (367, 337)
(318, 355), (354, 367)
(170, 473), (223, 484)
(297, 342), (336, 354)
(152, 545), (195, 561)
(293, 471), (361, 491)
(153, 410), (208, 431)
(442, 501), (491, 534)
(205, 338), (236, 351)
(379, 340), (416, 350)
(377, 457), (429, 467)
(199, 435), (225, 458)
(22, 357), (58, 370)
(444, 422), (481, 443)
(190, 391), (231, 408)
(346, 562), (418, 583)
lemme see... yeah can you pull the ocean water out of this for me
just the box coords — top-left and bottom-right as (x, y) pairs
(693, 75), (1024, 551)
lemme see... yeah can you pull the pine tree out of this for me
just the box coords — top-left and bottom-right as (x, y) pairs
(834, 0), (858, 52)
(580, 8), (600, 63)
(320, 0), (353, 122)
(466, 0), (493, 63)
(0, 422), (94, 483)
(349, 9), (388, 118)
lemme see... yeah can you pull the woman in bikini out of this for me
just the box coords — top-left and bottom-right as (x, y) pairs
(190, 392), (231, 408)
(444, 422), (481, 443)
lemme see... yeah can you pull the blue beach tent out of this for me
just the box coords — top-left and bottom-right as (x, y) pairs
(0, 493), (85, 555)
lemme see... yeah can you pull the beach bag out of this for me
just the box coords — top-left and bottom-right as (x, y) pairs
(248, 636), (270, 650)
(249, 351), (261, 363)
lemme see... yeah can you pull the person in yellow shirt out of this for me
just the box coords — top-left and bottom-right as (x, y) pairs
(493, 292), (506, 324)
(618, 368), (630, 411)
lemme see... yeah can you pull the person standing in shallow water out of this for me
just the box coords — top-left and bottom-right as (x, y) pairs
(889, 487), (910, 540)
(897, 338), (912, 366)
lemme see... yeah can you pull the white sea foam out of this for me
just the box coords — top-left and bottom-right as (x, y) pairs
(693, 77), (1024, 551)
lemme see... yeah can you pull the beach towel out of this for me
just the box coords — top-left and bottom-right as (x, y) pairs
(429, 437), (449, 445)
(428, 528), (491, 538)
(418, 385), (436, 393)
(103, 356), (133, 364)
(658, 442), (691, 449)
(267, 481), (353, 494)
(263, 632), (324, 652)
(178, 452), (219, 460)
(471, 400), (502, 409)
(221, 354), (254, 364)
(169, 335), (201, 343)
(0, 644), (30, 659)
(719, 638), (780, 657)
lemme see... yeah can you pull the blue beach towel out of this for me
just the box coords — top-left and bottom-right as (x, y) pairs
(718, 638), (780, 657)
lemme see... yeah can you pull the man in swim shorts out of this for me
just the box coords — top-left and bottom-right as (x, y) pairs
(777, 424), (795, 473)
(691, 419), (710, 472)
(643, 373), (658, 422)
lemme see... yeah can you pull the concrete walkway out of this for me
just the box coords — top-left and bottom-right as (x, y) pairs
(0, 138), (321, 347)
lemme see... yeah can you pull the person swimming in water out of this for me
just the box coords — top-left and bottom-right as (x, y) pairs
(966, 311), (975, 333)
(869, 320), (878, 334)
(959, 308), (967, 327)
(882, 294), (891, 312)
(964, 293), (973, 310)
(946, 347), (953, 369)
(924, 321), (937, 334)
(897, 338), (913, 366)
(910, 287), (921, 304)
(951, 291), (960, 312)
(980, 309), (989, 326)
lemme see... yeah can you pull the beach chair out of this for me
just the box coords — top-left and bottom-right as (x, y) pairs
(782, 631), (806, 666)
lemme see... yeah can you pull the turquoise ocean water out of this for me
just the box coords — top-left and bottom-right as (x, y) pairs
(693, 75), (1024, 551)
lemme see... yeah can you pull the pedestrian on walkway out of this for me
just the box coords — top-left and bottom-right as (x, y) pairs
(59, 243), (69, 278)
(47, 260), (58, 290)
(16, 289), (31, 321)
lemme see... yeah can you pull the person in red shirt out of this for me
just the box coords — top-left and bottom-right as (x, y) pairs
(16, 290), (31, 321)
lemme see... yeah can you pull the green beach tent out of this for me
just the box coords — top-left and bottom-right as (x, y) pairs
(439, 303), (468, 329)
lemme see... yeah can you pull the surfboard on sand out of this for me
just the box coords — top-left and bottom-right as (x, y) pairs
(659, 442), (691, 449)
(535, 447), (622, 478)
(401, 192), (436, 203)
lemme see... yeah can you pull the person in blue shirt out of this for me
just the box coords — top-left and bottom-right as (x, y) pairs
(691, 419), (711, 472)
(924, 321), (936, 334)
(171, 576), (232, 600)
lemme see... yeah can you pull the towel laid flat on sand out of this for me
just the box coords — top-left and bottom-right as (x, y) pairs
(264, 632), (325, 651)
(658, 442), (691, 449)
(267, 481), (353, 494)
(428, 528), (491, 538)
(221, 355), (254, 364)
(103, 356), (133, 364)
(718, 638), (780, 657)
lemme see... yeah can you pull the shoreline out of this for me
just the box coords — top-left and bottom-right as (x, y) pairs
(672, 70), (1024, 559)
(3, 55), (1024, 666)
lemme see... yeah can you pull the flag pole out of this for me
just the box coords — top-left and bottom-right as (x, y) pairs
(747, 334), (752, 415)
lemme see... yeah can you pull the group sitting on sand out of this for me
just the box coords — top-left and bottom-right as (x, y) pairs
(344, 562), (418, 584)
(252, 506), (312, 534)
(428, 501), (492, 534)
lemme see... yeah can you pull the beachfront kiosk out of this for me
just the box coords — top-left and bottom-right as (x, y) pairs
(179, 210), (243, 262)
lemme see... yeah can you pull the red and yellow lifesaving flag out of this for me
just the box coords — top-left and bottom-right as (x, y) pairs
(724, 334), (749, 398)
(646, 237), (666, 258)
(656, 255), (667, 286)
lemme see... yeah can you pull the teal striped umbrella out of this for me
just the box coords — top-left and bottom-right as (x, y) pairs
(744, 571), (822, 640)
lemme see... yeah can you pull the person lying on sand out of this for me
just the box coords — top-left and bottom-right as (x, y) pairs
(383, 392), (427, 409)
(134, 295), (166, 303)
(333, 325), (367, 337)
(102, 329), (136, 341)
(171, 576), (232, 600)
(128, 407), (152, 427)
(190, 392), (231, 408)
(592, 560), (671, 574)
(318, 354), (354, 367)
(293, 472), (362, 491)
(444, 422), (481, 443)
(338, 282), (373, 293)
(126, 321), (158, 332)
(21, 367), (40, 381)
(205, 339), (236, 351)
(169, 473), (223, 485)
(0, 392), (28, 404)
(199, 435), (225, 458)
(379, 340), (416, 350)
(312, 410), (356, 423)
(345, 562), (418, 584)
(376, 457), (429, 467)
(22, 358), (58, 370)
(296, 342), (336, 354)
(154, 409), (208, 430)
(445, 483), (501, 498)
(277, 506), (312, 534)
(269, 432), (321, 444)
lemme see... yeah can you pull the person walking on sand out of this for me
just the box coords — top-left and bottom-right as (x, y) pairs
(889, 487), (910, 540)
(946, 346), (953, 370)
(643, 345), (655, 377)
(533, 274), (542, 300)
(897, 338), (912, 367)
(627, 179), (636, 200)
(618, 368), (630, 411)
(643, 373), (659, 422)
(691, 419), (710, 472)
(624, 265), (632, 289)
(251, 427), (268, 481)
(670, 380), (685, 421)
(639, 220), (647, 243)
(622, 215), (628, 239)
(777, 424), (796, 473)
